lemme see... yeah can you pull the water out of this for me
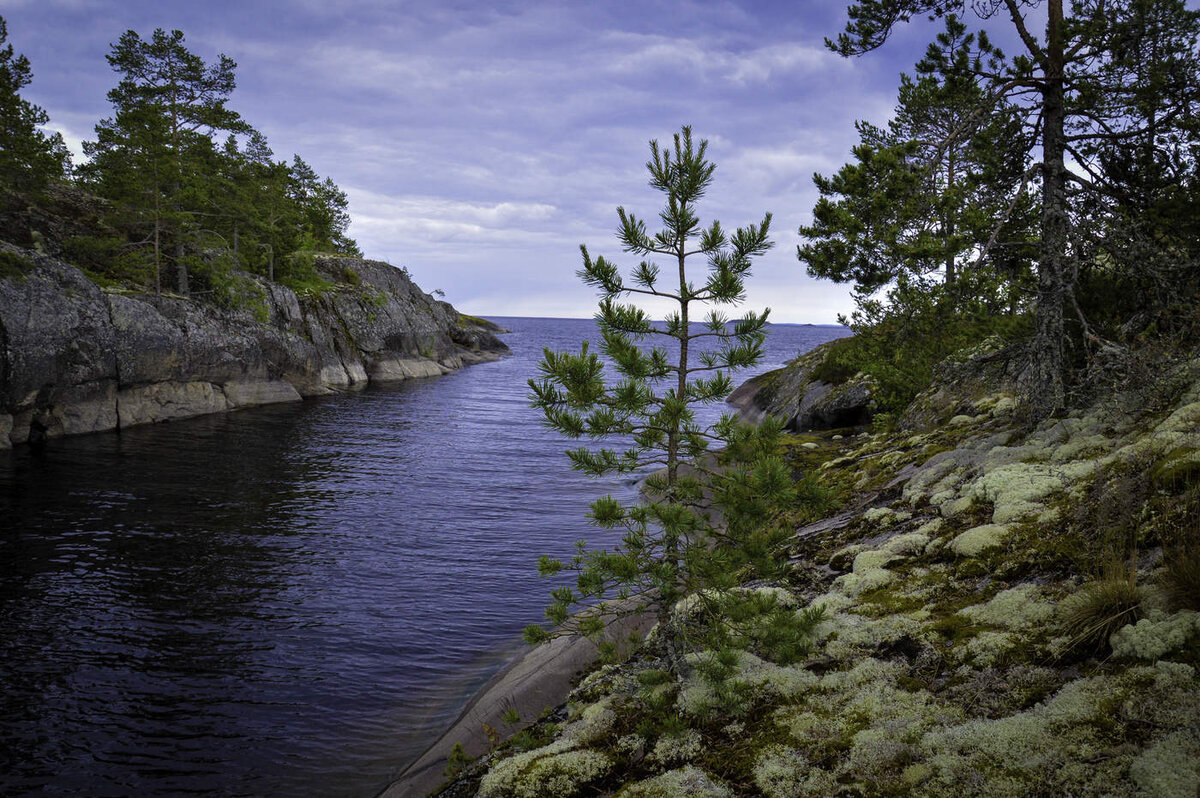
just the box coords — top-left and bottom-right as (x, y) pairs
(0, 317), (848, 797)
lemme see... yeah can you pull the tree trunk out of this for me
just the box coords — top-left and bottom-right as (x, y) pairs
(175, 239), (188, 295)
(1027, 0), (1067, 414)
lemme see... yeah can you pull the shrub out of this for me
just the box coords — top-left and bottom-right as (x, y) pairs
(61, 235), (156, 288)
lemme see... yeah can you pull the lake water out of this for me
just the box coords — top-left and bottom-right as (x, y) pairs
(0, 317), (848, 797)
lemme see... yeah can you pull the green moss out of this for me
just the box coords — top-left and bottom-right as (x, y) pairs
(1151, 447), (1200, 491)
(0, 249), (34, 280)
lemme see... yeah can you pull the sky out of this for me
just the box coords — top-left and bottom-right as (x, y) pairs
(2, 0), (968, 323)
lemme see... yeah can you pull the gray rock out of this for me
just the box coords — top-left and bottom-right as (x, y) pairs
(222, 380), (302, 409)
(728, 339), (875, 431)
(0, 244), (510, 446)
(117, 381), (228, 427)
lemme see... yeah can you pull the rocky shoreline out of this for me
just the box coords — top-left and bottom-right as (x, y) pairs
(0, 244), (508, 447)
(417, 339), (1200, 798)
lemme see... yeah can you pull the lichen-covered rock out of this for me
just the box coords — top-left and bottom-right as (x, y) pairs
(0, 244), (508, 446)
(898, 336), (1024, 433)
(476, 739), (611, 798)
(617, 766), (733, 798)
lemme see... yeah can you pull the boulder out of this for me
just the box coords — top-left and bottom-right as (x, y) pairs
(728, 339), (875, 431)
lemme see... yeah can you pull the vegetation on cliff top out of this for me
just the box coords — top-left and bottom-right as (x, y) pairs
(0, 18), (369, 310)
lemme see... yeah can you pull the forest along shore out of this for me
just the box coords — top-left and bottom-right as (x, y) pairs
(0, 245), (508, 447)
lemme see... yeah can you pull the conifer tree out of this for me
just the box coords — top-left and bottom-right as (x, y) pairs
(0, 16), (68, 193)
(801, 16), (1034, 301)
(829, 0), (1200, 413)
(524, 127), (774, 662)
(82, 28), (249, 293)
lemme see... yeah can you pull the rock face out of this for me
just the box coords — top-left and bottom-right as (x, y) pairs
(0, 244), (509, 447)
(727, 340), (875, 431)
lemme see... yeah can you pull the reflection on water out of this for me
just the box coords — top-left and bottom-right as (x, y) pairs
(0, 318), (847, 797)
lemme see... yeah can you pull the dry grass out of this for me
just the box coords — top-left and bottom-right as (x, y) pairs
(1059, 558), (1144, 652)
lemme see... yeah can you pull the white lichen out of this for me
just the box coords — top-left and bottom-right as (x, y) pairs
(863, 507), (913, 527)
(617, 766), (733, 798)
(477, 739), (611, 798)
(1109, 610), (1200, 661)
(853, 548), (900, 574)
(972, 460), (1101, 523)
(562, 697), (617, 744)
(648, 728), (703, 766)
(959, 584), (1056, 630)
(752, 745), (835, 798)
(881, 531), (931, 556)
(834, 566), (895, 596)
(949, 524), (1011, 557)
(960, 630), (1017, 667)
(1129, 731), (1200, 798)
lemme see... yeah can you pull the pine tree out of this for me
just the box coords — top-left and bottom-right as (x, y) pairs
(0, 15), (68, 193)
(82, 28), (249, 294)
(830, 0), (1200, 413)
(524, 127), (774, 664)
(802, 16), (1034, 299)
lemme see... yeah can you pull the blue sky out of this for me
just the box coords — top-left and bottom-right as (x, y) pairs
(3, 0), (958, 322)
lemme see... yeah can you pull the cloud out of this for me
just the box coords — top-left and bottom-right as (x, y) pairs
(3, 0), (880, 323)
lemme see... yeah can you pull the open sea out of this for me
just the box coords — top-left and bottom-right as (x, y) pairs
(0, 317), (848, 797)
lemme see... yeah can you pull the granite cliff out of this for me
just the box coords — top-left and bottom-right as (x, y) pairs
(0, 243), (508, 447)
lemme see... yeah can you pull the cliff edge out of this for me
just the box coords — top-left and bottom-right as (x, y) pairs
(0, 244), (508, 447)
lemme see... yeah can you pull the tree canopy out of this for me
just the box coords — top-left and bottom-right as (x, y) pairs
(0, 16), (68, 193)
(821, 0), (1200, 412)
(0, 19), (360, 304)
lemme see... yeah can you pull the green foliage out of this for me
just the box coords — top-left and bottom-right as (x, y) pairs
(827, 0), (1200, 413)
(443, 741), (474, 781)
(801, 15), (1035, 297)
(73, 28), (360, 299)
(0, 16), (68, 192)
(526, 127), (777, 661)
(831, 275), (1031, 412)
(801, 15), (1038, 414)
(277, 251), (335, 296)
(61, 234), (156, 287)
(0, 247), (32, 279)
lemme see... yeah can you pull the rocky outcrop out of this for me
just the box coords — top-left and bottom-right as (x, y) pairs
(727, 339), (875, 431)
(0, 244), (508, 447)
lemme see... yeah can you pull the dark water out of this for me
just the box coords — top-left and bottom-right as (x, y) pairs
(0, 317), (848, 797)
